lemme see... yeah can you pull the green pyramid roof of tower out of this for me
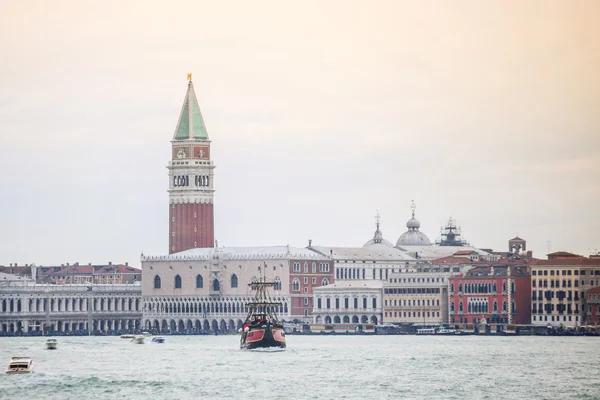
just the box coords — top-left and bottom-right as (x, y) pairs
(174, 81), (208, 140)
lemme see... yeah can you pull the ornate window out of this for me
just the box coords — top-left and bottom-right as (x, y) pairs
(312, 262), (317, 273)
(293, 262), (300, 272)
(196, 275), (203, 288)
(174, 275), (182, 289)
(321, 278), (330, 286)
(231, 274), (238, 288)
(304, 262), (308, 273)
(274, 277), (282, 290)
(213, 279), (220, 292)
(154, 275), (161, 289)
(292, 278), (300, 291)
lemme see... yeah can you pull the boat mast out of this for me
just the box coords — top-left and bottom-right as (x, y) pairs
(246, 262), (282, 322)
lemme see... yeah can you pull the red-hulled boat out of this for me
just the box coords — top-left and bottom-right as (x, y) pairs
(240, 269), (286, 350)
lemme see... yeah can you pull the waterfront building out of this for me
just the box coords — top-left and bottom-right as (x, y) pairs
(312, 280), (383, 325)
(383, 272), (450, 325)
(168, 75), (215, 253)
(140, 246), (333, 332)
(448, 264), (531, 325)
(0, 263), (141, 285)
(586, 286), (600, 326)
(36, 263), (141, 285)
(530, 252), (600, 327)
(0, 278), (142, 335)
(308, 243), (416, 282)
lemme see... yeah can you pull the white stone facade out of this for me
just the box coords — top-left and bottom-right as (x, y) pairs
(0, 283), (142, 334)
(312, 280), (383, 325)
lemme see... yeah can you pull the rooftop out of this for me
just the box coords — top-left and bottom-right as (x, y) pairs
(314, 280), (383, 290)
(142, 245), (331, 262)
(309, 246), (415, 262)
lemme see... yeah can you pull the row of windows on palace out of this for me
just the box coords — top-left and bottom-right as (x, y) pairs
(153, 274), (282, 291)
(1, 297), (141, 313)
(532, 290), (584, 301)
(292, 262), (330, 273)
(385, 298), (442, 307)
(533, 315), (580, 323)
(384, 288), (443, 295)
(451, 282), (515, 294)
(386, 311), (441, 319)
(532, 303), (580, 314)
(337, 269), (450, 282)
(531, 269), (600, 276)
(316, 297), (378, 310)
(152, 274), (330, 291)
(533, 279), (600, 288)
(450, 300), (516, 313)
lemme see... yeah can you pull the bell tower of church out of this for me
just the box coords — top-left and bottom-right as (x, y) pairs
(168, 74), (215, 253)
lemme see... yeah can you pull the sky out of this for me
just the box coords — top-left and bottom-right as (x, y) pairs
(1, 0), (599, 267)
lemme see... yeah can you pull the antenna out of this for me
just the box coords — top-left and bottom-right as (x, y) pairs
(545, 240), (551, 255)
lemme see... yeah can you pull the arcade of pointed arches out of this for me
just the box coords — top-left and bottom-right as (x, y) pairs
(143, 295), (290, 333)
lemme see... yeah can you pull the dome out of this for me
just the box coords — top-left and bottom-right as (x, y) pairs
(364, 238), (394, 248)
(396, 230), (431, 246)
(406, 217), (420, 229)
(363, 211), (394, 248)
(395, 201), (432, 246)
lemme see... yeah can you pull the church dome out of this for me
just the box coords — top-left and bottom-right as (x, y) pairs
(396, 230), (431, 246)
(363, 212), (394, 248)
(395, 201), (431, 247)
(406, 217), (420, 229)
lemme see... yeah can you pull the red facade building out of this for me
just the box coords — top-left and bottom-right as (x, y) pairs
(586, 286), (600, 326)
(168, 77), (215, 253)
(289, 259), (334, 321)
(449, 265), (531, 325)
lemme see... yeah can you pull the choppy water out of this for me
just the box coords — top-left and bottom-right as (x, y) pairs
(1, 335), (599, 399)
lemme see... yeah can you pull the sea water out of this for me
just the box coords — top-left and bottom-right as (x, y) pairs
(0, 335), (599, 399)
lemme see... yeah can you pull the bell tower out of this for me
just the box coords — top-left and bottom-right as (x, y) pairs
(168, 74), (215, 253)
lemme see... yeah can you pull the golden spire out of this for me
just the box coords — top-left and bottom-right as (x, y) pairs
(187, 73), (192, 81)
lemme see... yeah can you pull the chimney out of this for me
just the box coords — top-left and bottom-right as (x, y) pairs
(109, 262), (112, 266)
(308, 239), (312, 247)
(125, 262), (128, 266)
(66, 263), (69, 266)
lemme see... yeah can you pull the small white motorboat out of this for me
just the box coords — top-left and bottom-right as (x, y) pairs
(45, 338), (58, 350)
(120, 334), (134, 339)
(6, 357), (34, 374)
(131, 335), (145, 344)
(151, 336), (166, 344)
